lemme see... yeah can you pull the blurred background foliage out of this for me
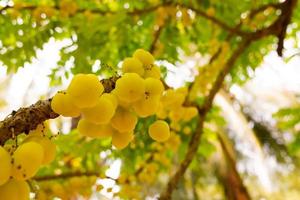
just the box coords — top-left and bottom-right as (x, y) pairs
(0, 0), (300, 199)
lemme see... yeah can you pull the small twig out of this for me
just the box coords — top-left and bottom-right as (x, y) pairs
(149, 25), (164, 54)
(33, 171), (116, 182)
(248, 2), (283, 19)
(174, 3), (248, 36)
(275, 0), (297, 56)
(1, 2), (245, 37)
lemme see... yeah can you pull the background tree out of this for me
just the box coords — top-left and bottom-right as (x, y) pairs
(0, 0), (300, 199)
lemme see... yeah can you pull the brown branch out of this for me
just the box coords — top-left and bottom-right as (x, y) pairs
(33, 171), (116, 181)
(1, 2), (247, 36)
(134, 153), (155, 177)
(276, 0), (297, 56)
(149, 24), (164, 54)
(159, 0), (298, 199)
(174, 3), (248, 36)
(0, 2), (165, 15)
(159, 38), (251, 200)
(0, 99), (58, 145)
(248, 2), (283, 19)
(247, 0), (297, 42)
(217, 134), (251, 200)
(34, 153), (154, 182)
(0, 77), (118, 145)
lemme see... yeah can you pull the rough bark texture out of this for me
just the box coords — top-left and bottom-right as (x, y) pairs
(0, 99), (58, 145)
(0, 76), (118, 145)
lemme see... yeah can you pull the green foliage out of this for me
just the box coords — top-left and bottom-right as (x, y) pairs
(1, 0), (295, 84)
(273, 106), (300, 130)
(273, 106), (300, 156)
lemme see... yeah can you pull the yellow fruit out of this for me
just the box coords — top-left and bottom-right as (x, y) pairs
(51, 183), (67, 199)
(114, 73), (145, 103)
(112, 131), (133, 150)
(148, 120), (170, 142)
(111, 89), (131, 108)
(0, 179), (30, 200)
(77, 119), (114, 138)
(0, 147), (12, 186)
(12, 142), (44, 180)
(96, 184), (104, 191)
(169, 107), (185, 122)
(145, 77), (164, 97)
(133, 96), (160, 118)
(144, 65), (161, 79)
(67, 74), (104, 108)
(101, 93), (118, 110)
(69, 177), (83, 189)
(176, 87), (188, 97)
(206, 7), (215, 16)
(3, 144), (15, 156)
(111, 107), (137, 132)
(59, 0), (78, 17)
(23, 136), (56, 165)
(161, 89), (185, 110)
(36, 191), (47, 200)
(171, 122), (180, 131)
(133, 49), (154, 68)
(156, 102), (168, 119)
(82, 96), (116, 124)
(29, 123), (45, 136)
(183, 126), (192, 135)
(51, 92), (81, 117)
(122, 57), (144, 76)
(183, 107), (198, 121)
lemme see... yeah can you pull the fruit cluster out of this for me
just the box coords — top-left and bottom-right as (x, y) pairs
(157, 87), (198, 131)
(51, 49), (171, 149)
(0, 124), (56, 200)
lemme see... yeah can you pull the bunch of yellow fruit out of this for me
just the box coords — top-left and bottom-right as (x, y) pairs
(0, 124), (56, 200)
(51, 49), (171, 149)
(157, 86), (198, 129)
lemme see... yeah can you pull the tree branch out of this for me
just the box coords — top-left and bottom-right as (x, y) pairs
(217, 134), (251, 200)
(159, 38), (251, 200)
(275, 0), (297, 56)
(33, 171), (115, 181)
(0, 99), (58, 145)
(174, 3), (248, 36)
(248, 2), (283, 19)
(159, 0), (298, 198)
(1, 2), (246, 36)
(0, 77), (118, 145)
(34, 153), (154, 183)
(149, 24), (164, 54)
